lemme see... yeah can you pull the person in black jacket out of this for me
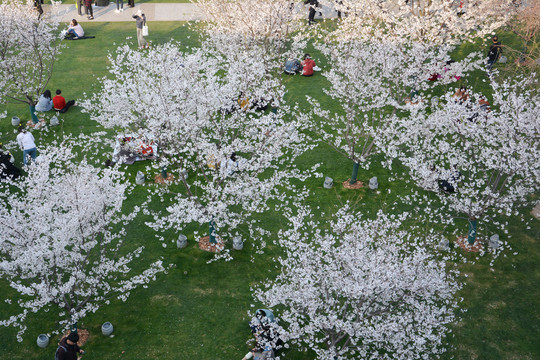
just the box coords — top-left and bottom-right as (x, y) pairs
(55, 332), (85, 360)
(0, 144), (20, 181)
(487, 36), (502, 70)
(304, 0), (319, 25)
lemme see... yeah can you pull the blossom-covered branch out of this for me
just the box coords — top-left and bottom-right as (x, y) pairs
(254, 205), (460, 359)
(0, 138), (165, 341)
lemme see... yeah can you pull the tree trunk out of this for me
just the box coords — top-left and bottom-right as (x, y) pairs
(349, 162), (360, 185)
(467, 218), (477, 245)
(70, 321), (78, 334)
(209, 220), (217, 244)
(29, 105), (39, 124)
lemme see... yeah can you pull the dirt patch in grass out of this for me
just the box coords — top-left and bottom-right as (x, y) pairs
(191, 287), (216, 295)
(198, 236), (224, 252)
(487, 301), (507, 310)
(150, 294), (181, 306)
(456, 236), (484, 252)
(342, 179), (364, 189)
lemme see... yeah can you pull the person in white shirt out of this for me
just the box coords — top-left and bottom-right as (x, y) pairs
(16, 126), (37, 165)
(66, 19), (84, 39)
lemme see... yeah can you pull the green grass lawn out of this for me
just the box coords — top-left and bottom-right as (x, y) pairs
(0, 22), (539, 360)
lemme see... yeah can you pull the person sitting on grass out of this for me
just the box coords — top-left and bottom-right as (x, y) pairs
(242, 314), (280, 360)
(0, 142), (20, 181)
(439, 166), (462, 193)
(66, 19), (84, 39)
(35, 89), (53, 112)
(284, 58), (302, 75)
(453, 86), (469, 104)
(301, 53), (316, 77)
(53, 89), (76, 114)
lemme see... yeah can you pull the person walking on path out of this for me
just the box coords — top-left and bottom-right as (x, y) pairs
(133, 10), (148, 49)
(304, 0), (319, 25)
(115, 0), (124, 12)
(76, 0), (84, 17)
(16, 126), (37, 166)
(127, 0), (135, 8)
(83, 0), (94, 20)
(487, 35), (502, 70)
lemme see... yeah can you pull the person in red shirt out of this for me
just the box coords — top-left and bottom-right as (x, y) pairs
(53, 89), (76, 113)
(301, 54), (315, 77)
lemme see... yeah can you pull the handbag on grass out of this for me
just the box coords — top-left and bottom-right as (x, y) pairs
(142, 25), (149, 36)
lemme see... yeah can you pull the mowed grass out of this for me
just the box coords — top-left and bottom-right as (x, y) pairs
(0, 22), (539, 360)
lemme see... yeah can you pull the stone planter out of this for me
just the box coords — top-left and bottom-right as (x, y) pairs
(37, 334), (49, 348)
(177, 234), (187, 249)
(101, 322), (114, 336)
(11, 117), (20, 126)
(232, 235), (243, 250)
(135, 171), (145, 185)
(438, 238), (450, 251)
(369, 177), (378, 190)
(489, 234), (500, 249)
(323, 176), (333, 189)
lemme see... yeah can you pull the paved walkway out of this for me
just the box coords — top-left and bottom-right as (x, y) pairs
(46, 2), (204, 22)
(45, 2), (339, 23)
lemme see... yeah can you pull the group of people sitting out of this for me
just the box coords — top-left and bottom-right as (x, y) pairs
(35, 89), (76, 114)
(453, 86), (491, 122)
(284, 54), (320, 76)
(242, 310), (281, 360)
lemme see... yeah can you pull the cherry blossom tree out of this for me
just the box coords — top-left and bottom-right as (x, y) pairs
(308, 39), (480, 184)
(379, 75), (540, 245)
(0, 0), (61, 124)
(330, 0), (514, 45)
(508, 0), (540, 68)
(0, 138), (165, 341)
(197, 0), (305, 77)
(253, 206), (460, 359)
(83, 43), (313, 254)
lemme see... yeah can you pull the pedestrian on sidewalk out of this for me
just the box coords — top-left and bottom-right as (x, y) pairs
(304, 0), (319, 25)
(127, 0), (135, 8)
(83, 0), (94, 20)
(76, 0), (84, 16)
(33, 0), (43, 19)
(115, 0), (124, 12)
(133, 10), (148, 49)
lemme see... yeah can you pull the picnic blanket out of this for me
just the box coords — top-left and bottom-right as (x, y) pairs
(65, 35), (96, 40)
(112, 133), (158, 165)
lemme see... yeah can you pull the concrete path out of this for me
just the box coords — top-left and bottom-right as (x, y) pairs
(45, 2), (339, 23)
(45, 2), (204, 22)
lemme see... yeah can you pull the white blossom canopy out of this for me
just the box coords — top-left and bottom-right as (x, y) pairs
(0, 139), (165, 341)
(0, 0), (61, 106)
(254, 206), (460, 359)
